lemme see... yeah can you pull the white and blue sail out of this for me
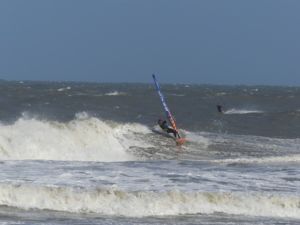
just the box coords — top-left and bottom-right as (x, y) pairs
(152, 74), (179, 134)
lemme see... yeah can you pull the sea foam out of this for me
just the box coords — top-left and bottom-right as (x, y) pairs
(0, 113), (151, 161)
(0, 183), (299, 218)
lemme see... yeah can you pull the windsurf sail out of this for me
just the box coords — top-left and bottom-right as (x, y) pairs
(152, 74), (181, 138)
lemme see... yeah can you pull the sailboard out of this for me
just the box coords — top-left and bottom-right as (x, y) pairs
(152, 74), (186, 145)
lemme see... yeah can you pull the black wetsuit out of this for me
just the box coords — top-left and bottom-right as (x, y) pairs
(217, 105), (223, 113)
(159, 120), (179, 138)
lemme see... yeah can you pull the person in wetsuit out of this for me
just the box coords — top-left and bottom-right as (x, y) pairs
(158, 119), (179, 138)
(217, 104), (223, 113)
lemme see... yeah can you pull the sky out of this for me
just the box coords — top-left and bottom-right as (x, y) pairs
(0, 0), (299, 85)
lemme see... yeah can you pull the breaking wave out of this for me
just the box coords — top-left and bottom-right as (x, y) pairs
(0, 113), (152, 162)
(213, 154), (300, 164)
(0, 113), (299, 163)
(0, 183), (299, 218)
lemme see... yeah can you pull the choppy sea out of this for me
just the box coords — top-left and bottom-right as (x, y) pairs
(0, 81), (299, 224)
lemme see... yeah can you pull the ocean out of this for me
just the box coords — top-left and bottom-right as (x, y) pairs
(0, 80), (299, 225)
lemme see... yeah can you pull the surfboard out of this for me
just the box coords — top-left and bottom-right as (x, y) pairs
(176, 138), (186, 146)
(152, 74), (186, 145)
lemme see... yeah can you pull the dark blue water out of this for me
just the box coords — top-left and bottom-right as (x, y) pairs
(0, 81), (299, 224)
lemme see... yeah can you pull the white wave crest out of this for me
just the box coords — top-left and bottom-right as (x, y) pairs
(0, 113), (151, 161)
(0, 184), (299, 218)
(224, 109), (264, 114)
(57, 86), (71, 92)
(104, 91), (126, 96)
(213, 154), (300, 164)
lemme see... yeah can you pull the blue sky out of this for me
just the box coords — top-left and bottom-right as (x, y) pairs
(0, 0), (299, 85)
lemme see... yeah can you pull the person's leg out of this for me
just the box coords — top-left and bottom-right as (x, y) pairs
(167, 128), (177, 138)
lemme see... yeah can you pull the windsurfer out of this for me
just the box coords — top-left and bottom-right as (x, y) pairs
(217, 104), (224, 113)
(158, 119), (179, 138)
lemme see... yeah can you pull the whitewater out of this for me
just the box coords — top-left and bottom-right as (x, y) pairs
(0, 81), (299, 225)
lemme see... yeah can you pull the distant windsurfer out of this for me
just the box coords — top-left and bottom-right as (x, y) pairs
(158, 119), (180, 138)
(217, 104), (223, 113)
